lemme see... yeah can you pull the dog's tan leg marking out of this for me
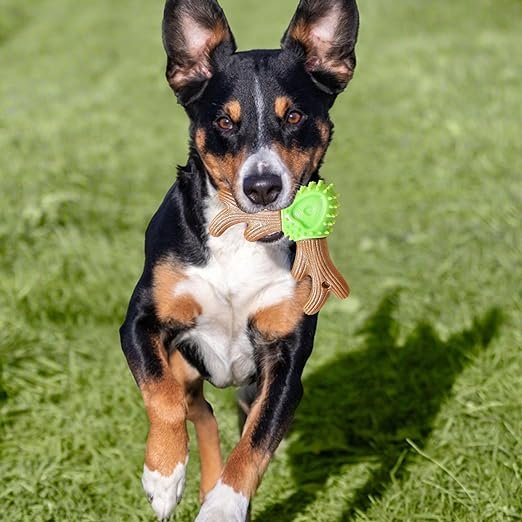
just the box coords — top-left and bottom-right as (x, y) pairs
(169, 351), (223, 502)
(196, 400), (266, 522)
(139, 337), (190, 520)
(210, 282), (310, 499)
(141, 340), (189, 475)
(187, 381), (223, 501)
(221, 392), (272, 498)
(151, 260), (223, 507)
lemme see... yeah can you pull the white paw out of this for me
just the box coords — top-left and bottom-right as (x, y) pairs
(142, 460), (187, 521)
(195, 480), (249, 522)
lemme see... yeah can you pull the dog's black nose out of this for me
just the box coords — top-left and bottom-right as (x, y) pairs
(243, 174), (282, 206)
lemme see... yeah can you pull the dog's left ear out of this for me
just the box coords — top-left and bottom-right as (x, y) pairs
(162, 0), (236, 104)
(281, 0), (359, 94)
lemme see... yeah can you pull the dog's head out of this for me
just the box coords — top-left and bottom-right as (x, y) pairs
(163, 0), (359, 213)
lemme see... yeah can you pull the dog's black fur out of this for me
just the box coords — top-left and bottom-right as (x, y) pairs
(120, 1), (359, 520)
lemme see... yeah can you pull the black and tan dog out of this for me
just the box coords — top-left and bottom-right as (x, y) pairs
(120, 0), (359, 519)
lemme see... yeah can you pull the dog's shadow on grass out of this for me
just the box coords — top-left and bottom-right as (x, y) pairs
(256, 290), (502, 521)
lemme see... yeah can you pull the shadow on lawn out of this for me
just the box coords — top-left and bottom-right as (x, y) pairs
(256, 290), (502, 521)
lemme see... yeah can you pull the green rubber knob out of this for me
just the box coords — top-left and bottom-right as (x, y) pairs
(281, 180), (339, 241)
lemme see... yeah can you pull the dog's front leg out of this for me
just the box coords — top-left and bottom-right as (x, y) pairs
(120, 289), (199, 521)
(182, 360), (223, 502)
(196, 313), (318, 522)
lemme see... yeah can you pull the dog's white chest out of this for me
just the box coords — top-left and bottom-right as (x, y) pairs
(175, 198), (295, 387)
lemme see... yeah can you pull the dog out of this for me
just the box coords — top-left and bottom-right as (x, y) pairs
(120, 0), (359, 519)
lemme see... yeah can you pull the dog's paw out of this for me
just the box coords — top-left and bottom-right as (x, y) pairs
(142, 460), (187, 521)
(195, 480), (249, 522)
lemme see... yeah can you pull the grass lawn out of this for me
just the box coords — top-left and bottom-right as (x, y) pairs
(1, 0), (521, 520)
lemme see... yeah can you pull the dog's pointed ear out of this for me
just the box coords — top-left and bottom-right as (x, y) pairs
(281, 0), (359, 94)
(162, 0), (236, 104)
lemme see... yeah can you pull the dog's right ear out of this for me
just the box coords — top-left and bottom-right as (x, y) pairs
(162, 0), (236, 104)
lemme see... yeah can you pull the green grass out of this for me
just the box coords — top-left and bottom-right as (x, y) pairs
(1, 0), (521, 520)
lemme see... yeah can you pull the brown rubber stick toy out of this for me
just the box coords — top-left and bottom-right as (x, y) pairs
(209, 181), (350, 315)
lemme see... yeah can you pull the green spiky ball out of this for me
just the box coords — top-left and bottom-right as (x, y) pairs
(281, 180), (339, 241)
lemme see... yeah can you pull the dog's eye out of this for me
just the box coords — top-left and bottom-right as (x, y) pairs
(286, 110), (303, 125)
(216, 116), (234, 131)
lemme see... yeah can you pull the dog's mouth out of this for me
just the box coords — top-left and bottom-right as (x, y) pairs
(257, 231), (284, 243)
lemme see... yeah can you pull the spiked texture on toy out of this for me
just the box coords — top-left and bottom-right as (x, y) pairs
(281, 181), (340, 241)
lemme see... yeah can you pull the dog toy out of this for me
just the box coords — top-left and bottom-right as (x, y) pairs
(209, 180), (350, 314)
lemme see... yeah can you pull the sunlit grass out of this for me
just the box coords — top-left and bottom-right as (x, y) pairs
(1, 0), (521, 520)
